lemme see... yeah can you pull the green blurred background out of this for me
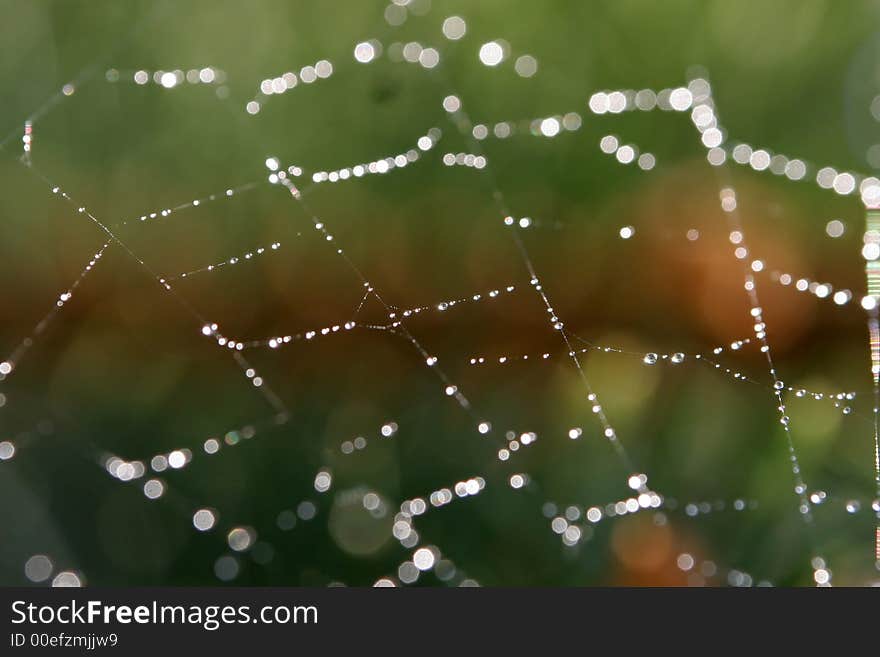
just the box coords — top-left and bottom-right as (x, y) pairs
(1, 0), (879, 586)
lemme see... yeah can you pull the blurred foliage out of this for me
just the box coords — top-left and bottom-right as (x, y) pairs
(1, 0), (879, 586)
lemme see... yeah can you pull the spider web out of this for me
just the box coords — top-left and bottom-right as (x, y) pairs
(1, 0), (879, 587)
